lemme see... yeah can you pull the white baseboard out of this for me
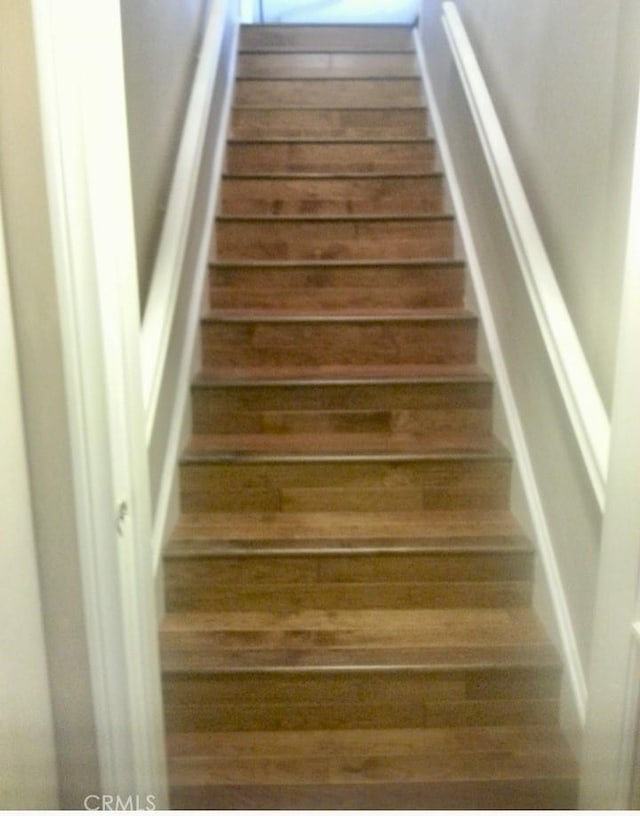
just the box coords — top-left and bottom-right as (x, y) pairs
(141, 0), (234, 445)
(150, 18), (240, 575)
(413, 26), (588, 724)
(440, 2), (609, 511)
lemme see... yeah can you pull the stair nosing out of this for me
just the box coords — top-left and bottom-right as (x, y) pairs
(238, 48), (416, 56)
(226, 137), (436, 145)
(235, 76), (422, 82)
(216, 213), (455, 224)
(165, 538), (534, 559)
(210, 258), (464, 270)
(221, 171), (444, 181)
(192, 371), (492, 389)
(237, 75), (421, 81)
(227, 137), (433, 144)
(179, 447), (511, 466)
(232, 105), (427, 111)
(161, 652), (562, 677)
(200, 306), (478, 323)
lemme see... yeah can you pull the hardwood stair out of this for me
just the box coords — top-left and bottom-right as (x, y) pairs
(160, 23), (578, 809)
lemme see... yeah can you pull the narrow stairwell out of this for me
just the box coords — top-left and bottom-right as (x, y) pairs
(160, 24), (578, 809)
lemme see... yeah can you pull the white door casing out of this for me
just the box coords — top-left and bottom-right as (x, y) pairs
(30, 0), (168, 803)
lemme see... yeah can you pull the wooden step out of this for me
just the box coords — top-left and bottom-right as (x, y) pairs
(167, 726), (577, 809)
(239, 25), (415, 53)
(171, 507), (527, 544)
(224, 140), (438, 174)
(161, 607), (556, 671)
(236, 52), (419, 79)
(165, 513), (533, 613)
(179, 448), (512, 514)
(162, 22), (576, 811)
(214, 215), (455, 261)
(210, 260), (465, 311)
(234, 78), (424, 108)
(191, 375), (492, 439)
(219, 174), (445, 217)
(230, 108), (428, 140)
(161, 607), (561, 732)
(200, 311), (477, 369)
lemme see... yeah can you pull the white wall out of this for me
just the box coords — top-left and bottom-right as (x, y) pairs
(0, 197), (58, 809)
(453, 0), (640, 411)
(416, 0), (639, 740)
(144, 1), (240, 562)
(120, 0), (211, 308)
(0, 2), (101, 806)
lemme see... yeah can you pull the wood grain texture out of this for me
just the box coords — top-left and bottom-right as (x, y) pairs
(201, 312), (477, 369)
(179, 451), (512, 514)
(210, 260), (465, 311)
(233, 78), (424, 108)
(160, 24), (578, 810)
(236, 52), (419, 79)
(224, 140), (438, 174)
(230, 108), (429, 140)
(190, 377), (493, 440)
(214, 215), (455, 261)
(220, 174), (445, 216)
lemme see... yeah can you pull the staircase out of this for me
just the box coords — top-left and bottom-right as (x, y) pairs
(160, 24), (578, 809)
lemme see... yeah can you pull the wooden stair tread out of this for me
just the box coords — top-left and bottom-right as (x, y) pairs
(166, 537), (531, 559)
(171, 508), (524, 543)
(204, 307), (473, 322)
(160, 607), (558, 674)
(167, 723), (569, 758)
(183, 432), (497, 458)
(236, 52), (419, 80)
(233, 79), (424, 109)
(217, 212), (451, 223)
(162, 23), (576, 809)
(222, 171), (442, 179)
(198, 363), (488, 383)
(211, 257), (464, 270)
(170, 756), (577, 788)
(230, 108), (429, 141)
(181, 434), (509, 462)
(194, 364), (489, 388)
(168, 738), (577, 809)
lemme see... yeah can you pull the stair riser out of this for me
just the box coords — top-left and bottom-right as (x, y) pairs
(201, 318), (477, 369)
(215, 218), (454, 262)
(211, 263), (464, 310)
(234, 79), (424, 108)
(163, 666), (561, 733)
(191, 381), (492, 437)
(179, 458), (512, 514)
(240, 26), (415, 52)
(220, 176), (445, 217)
(165, 578), (531, 613)
(225, 142), (438, 174)
(231, 109), (428, 140)
(165, 552), (533, 613)
(237, 52), (419, 79)
(170, 779), (578, 811)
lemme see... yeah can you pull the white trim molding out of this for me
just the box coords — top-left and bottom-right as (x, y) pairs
(413, 27), (588, 723)
(580, 76), (640, 805)
(440, 1), (610, 511)
(141, 0), (232, 444)
(31, 0), (168, 803)
(150, 17), (240, 573)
